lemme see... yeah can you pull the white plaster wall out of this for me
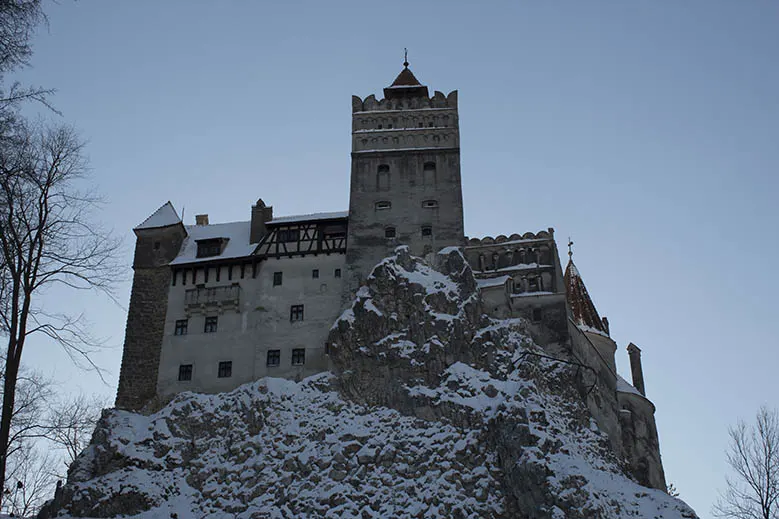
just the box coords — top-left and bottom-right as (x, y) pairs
(157, 254), (346, 398)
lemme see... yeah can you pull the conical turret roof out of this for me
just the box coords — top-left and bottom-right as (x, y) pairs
(384, 59), (429, 99)
(564, 257), (607, 334)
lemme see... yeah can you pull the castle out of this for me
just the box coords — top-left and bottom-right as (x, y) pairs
(115, 61), (667, 491)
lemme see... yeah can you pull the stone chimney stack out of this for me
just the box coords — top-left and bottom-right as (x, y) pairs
(627, 343), (646, 396)
(195, 214), (209, 226)
(250, 199), (274, 244)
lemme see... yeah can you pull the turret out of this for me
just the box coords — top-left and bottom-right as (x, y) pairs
(115, 202), (186, 410)
(627, 342), (646, 396)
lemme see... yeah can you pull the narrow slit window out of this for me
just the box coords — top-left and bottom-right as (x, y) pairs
(334, 268), (342, 278)
(273, 272), (283, 286)
(312, 269), (319, 279)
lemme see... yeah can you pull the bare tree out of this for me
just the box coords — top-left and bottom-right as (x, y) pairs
(714, 406), (779, 519)
(4, 442), (56, 517)
(0, 121), (121, 507)
(47, 393), (106, 466)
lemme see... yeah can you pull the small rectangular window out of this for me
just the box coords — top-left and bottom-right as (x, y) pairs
(174, 319), (188, 336)
(385, 227), (396, 238)
(334, 268), (342, 278)
(290, 304), (304, 322)
(421, 226), (432, 237)
(422, 200), (438, 208)
(204, 316), (218, 333)
(312, 269), (319, 279)
(196, 239), (223, 258)
(178, 364), (192, 381)
(218, 361), (232, 378)
(375, 201), (391, 210)
(292, 348), (305, 366)
(273, 272), (283, 286)
(278, 229), (300, 242)
(267, 349), (280, 367)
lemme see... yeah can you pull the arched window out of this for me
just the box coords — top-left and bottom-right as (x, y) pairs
(377, 165), (390, 191)
(385, 226), (396, 239)
(423, 162), (436, 186)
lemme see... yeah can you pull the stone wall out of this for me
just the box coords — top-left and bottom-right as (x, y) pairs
(157, 253), (346, 398)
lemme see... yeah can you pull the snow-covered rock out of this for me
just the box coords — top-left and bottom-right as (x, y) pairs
(42, 247), (698, 519)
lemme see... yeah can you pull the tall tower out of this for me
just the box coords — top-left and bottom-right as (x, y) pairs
(115, 202), (186, 410)
(344, 59), (464, 295)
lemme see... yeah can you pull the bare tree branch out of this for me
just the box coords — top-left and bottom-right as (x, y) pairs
(714, 406), (779, 519)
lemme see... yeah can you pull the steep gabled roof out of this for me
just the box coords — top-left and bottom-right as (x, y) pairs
(135, 201), (181, 230)
(564, 258), (607, 334)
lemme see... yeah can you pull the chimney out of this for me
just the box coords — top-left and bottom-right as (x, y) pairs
(195, 214), (209, 226)
(627, 343), (646, 396)
(250, 199), (274, 244)
(601, 317), (610, 336)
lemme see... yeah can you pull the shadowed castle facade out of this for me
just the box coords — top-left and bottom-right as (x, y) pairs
(115, 62), (667, 491)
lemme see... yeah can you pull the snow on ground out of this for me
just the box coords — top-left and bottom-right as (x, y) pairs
(61, 375), (505, 519)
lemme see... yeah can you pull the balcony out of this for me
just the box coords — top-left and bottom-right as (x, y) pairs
(185, 284), (240, 313)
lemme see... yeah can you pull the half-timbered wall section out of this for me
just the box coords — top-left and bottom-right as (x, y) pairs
(254, 212), (348, 258)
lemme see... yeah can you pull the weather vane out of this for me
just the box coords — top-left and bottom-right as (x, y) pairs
(568, 238), (574, 259)
(404, 48), (409, 68)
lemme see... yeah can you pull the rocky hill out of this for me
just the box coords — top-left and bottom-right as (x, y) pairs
(41, 247), (698, 519)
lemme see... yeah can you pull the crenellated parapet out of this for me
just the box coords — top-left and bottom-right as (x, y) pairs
(352, 90), (458, 113)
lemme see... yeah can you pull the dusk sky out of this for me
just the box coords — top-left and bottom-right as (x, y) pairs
(13, 1), (779, 516)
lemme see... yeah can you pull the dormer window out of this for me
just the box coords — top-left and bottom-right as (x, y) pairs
(196, 238), (226, 258)
(421, 200), (438, 208)
(375, 201), (392, 210)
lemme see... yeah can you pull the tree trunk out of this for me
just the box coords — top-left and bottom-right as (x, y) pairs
(0, 340), (21, 510)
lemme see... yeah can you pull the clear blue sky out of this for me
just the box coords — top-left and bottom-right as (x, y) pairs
(14, 1), (779, 516)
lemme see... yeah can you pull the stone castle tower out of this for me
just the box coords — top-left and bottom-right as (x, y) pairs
(344, 61), (465, 297)
(115, 202), (186, 410)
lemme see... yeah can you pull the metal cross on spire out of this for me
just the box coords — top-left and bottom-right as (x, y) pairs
(403, 48), (409, 68)
(568, 238), (574, 259)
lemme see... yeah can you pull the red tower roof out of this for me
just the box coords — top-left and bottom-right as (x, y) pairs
(564, 258), (607, 334)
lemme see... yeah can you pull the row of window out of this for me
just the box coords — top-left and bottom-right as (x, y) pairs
(173, 264), (344, 287)
(174, 305), (306, 336)
(385, 226), (432, 238)
(375, 200), (438, 210)
(272, 269), (341, 287)
(376, 163), (436, 191)
(177, 349), (306, 381)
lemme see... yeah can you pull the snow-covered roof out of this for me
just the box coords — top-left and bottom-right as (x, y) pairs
(170, 221), (255, 266)
(616, 375), (644, 398)
(476, 275), (511, 289)
(267, 211), (348, 225)
(134, 202), (181, 230)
